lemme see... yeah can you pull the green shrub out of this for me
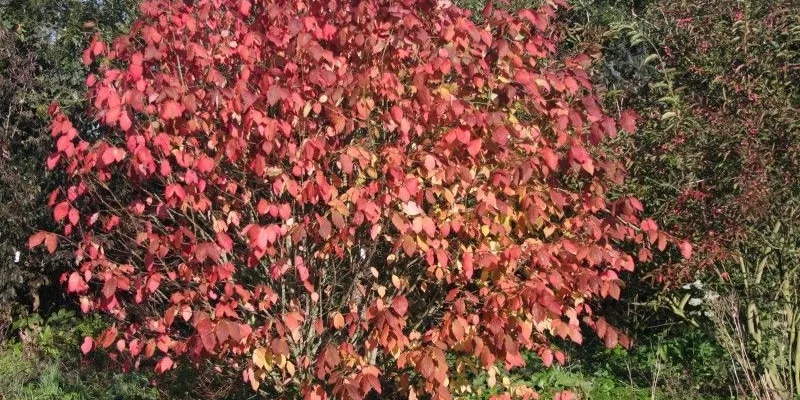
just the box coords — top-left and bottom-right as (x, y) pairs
(0, 0), (136, 336)
(0, 310), (158, 400)
(561, 0), (800, 398)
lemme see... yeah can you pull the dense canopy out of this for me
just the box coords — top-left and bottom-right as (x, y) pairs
(31, 0), (685, 398)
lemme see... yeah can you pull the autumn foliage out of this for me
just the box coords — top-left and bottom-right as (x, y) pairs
(31, 0), (685, 398)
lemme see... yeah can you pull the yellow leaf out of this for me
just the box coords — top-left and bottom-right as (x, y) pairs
(434, 86), (452, 100)
(275, 353), (287, 369)
(332, 312), (345, 329)
(253, 347), (268, 369)
(285, 361), (295, 376)
(443, 189), (455, 205)
(416, 235), (430, 252)
(391, 274), (402, 289)
(487, 366), (497, 388)
(265, 167), (282, 177)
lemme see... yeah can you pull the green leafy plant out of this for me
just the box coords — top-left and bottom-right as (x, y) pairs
(0, 309), (158, 400)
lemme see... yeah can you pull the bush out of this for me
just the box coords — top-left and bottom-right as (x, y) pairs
(0, 309), (158, 400)
(0, 0), (136, 337)
(31, 0), (688, 398)
(551, 0), (800, 398)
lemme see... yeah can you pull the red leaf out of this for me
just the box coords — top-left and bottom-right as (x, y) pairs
(640, 218), (658, 234)
(391, 296), (408, 316)
(421, 217), (436, 238)
(679, 241), (693, 259)
(181, 305), (193, 322)
(424, 154), (436, 171)
(119, 111), (132, 131)
(239, 0), (251, 15)
(216, 231), (233, 252)
(155, 357), (174, 373)
(195, 155), (215, 173)
(146, 273), (162, 292)
(296, 256), (310, 281)
(215, 320), (231, 343)
(564, 77), (579, 92)
(91, 39), (105, 56)
(44, 233), (57, 254)
(569, 145), (589, 164)
(554, 391), (574, 400)
(102, 147), (125, 165)
(316, 215), (332, 240)
(608, 283), (621, 300)
(390, 106), (403, 123)
(456, 129), (470, 144)
(629, 197), (644, 212)
(462, 251), (474, 280)
(541, 147), (558, 170)
(67, 272), (88, 293)
(247, 225), (268, 251)
(303, 385), (326, 400)
(541, 349), (553, 367)
(160, 100), (184, 120)
(46, 153), (61, 169)
(196, 242), (221, 262)
(102, 277), (117, 299)
(283, 312), (304, 335)
(467, 138), (482, 157)
(620, 110), (637, 133)
(105, 215), (120, 231)
(266, 85), (286, 105)
(165, 183), (185, 200)
(332, 313), (345, 329)
(401, 235), (416, 256)
(82, 49), (92, 66)
(418, 355), (434, 378)
(68, 208), (80, 225)
(555, 351), (565, 364)
(28, 231), (47, 249)
(81, 336), (94, 355)
(604, 329), (619, 348)
(53, 202), (70, 221)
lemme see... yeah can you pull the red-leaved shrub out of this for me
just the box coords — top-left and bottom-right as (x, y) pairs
(30, 0), (684, 398)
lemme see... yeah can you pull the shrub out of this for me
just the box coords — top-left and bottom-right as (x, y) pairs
(0, 0), (136, 339)
(555, 0), (800, 398)
(0, 309), (158, 400)
(32, 0), (686, 398)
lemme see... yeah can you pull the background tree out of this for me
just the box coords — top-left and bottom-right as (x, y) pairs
(521, 1), (800, 398)
(0, 0), (135, 333)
